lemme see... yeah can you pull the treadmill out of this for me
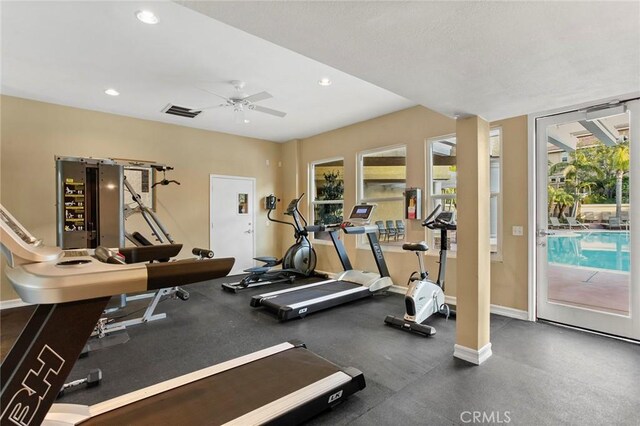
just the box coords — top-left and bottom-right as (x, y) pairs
(0, 204), (365, 426)
(250, 204), (393, 321)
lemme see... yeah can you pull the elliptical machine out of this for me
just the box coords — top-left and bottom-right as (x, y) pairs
(384, 205), (457, 336)
(222, 193), (318, 292)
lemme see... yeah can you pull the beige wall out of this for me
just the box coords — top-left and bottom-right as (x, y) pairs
(1, 97), (530, 311)
(283, 106), (529, 311)
(0, 95), (282, 300)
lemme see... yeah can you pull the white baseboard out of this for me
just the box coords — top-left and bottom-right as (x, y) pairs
(0, 299), (30, 310)
(488, 303), (529, 320)
(388, 288), (529, 320)
(446, 295), (528, 320)
(454, 342), (493, 365)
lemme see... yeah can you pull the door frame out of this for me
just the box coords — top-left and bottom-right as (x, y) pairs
(209, 174), (257, 267)
(527, 96), (639, 339)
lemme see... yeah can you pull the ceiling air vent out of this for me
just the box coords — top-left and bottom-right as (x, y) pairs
(162, 104), (201, 118)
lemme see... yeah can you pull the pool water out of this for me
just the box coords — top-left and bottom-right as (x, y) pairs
(547, 231), (630, 272)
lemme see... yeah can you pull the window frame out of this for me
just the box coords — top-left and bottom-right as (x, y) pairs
(356, 144), (407, 250)
(425, 127), (503, 260)
(308, 156), (345, 245)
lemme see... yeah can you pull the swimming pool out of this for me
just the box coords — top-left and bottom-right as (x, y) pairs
(547, 231), (630, 272)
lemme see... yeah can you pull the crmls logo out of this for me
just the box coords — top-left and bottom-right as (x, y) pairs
(460, 411), (511, 424)
(298, 308), (308, 314)
(1, 345), (65, 426)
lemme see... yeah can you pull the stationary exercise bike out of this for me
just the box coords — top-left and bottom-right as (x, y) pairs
(384, 205), (457, 336)
(222, 193), (319, 292)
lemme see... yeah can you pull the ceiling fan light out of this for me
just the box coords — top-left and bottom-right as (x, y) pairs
(135, 10), (159, 25)
(318, 77), (332, 86)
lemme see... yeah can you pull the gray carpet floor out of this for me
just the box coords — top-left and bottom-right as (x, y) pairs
(52, 276), (640, 425)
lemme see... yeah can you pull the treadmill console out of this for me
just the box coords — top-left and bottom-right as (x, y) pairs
(341, 204), (377, 235)
(346, 204), (375, 225)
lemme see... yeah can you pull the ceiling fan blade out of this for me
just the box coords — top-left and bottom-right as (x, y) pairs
(188, 104), (225, 113)
(197, 87), (231, 102)
(251, 104), (287, 118)
(243, 91), (272, 103)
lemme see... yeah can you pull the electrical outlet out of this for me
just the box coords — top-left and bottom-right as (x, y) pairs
(512, 226), (523, 236)
(266, 159), (270, 166)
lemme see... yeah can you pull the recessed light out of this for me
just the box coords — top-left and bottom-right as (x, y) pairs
(104, 88), (120, 96)
(135, 10), (158, 25)
(244, 119), (250, 124)
(318, 77), (332, 86)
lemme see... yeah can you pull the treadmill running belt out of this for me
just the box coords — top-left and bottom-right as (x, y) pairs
(261, 280), (364, 308)
(83, 347), (342, 425)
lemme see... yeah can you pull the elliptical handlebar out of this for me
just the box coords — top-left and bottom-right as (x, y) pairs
(422, 204), (441, 228)
(266, 193), (308, 237)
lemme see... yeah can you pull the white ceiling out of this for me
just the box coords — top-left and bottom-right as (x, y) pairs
(3, 2), (638, 145)
(0, 1), (414, 142)
(181, 1), (640, 122)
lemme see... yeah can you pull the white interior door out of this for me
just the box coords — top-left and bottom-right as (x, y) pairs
(210, 175), (255, 275)
(536, 100), (639, 340)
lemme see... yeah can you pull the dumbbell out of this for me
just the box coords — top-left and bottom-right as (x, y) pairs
(58, 369), (102, 398)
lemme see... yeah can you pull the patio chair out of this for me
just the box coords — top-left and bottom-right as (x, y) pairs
(395, 220), (406, 240)
(604, 217), (628, 230)
(385, 220), (397, 241)
(548, 217), (565, 229)
(583, 212), (595, 223)
(375, 221), (388, 241)
(567, 217), (588, 230)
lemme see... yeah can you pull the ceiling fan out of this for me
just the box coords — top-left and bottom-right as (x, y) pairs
(190, 80), (287, 123)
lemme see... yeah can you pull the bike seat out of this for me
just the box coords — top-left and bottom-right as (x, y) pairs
(402, 241), (429, 252)
(245, 266), (271, 274)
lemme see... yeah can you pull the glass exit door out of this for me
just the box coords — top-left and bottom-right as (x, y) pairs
(536, 100), (639, 340)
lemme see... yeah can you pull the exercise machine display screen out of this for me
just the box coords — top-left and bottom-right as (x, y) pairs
(437, 211), (454, 223)
(286, 199), (298, 214)
(348, 205), (374, 220)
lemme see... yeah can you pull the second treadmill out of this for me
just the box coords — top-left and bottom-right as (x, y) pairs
(251, 204), (393, 320)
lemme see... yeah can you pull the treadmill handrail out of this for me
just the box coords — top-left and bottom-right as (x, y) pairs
(341, 224), (378, 235)
(6, 257), (234, 304)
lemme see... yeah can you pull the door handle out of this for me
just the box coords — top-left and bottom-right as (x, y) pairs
(244, 229), (253, 234)
(537, 229), (554, 247)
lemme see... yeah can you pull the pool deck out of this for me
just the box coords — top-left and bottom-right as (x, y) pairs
(547, 264), (630, 315)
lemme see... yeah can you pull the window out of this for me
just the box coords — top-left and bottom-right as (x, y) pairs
(561, 152), (568, 162)
(427, 128), (502, 254)
(310, 158), (344, 241)
(358, 146), (407, 246)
